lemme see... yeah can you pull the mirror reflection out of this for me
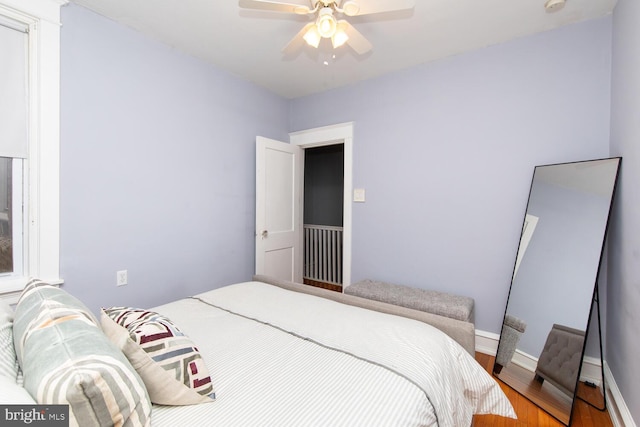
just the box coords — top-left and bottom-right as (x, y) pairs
(494, 157), (620, 425)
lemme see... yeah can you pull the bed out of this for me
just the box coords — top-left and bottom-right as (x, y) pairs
(1, 277), (516, 426)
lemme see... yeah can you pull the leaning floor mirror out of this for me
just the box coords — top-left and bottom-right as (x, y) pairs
(493, 157), (621, 425)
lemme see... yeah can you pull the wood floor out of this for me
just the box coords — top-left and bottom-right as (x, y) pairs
(473, 353), (613, 427)
(302, 278), (342, 292)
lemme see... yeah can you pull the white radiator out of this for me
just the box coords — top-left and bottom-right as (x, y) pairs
(304, 224), (343, 285)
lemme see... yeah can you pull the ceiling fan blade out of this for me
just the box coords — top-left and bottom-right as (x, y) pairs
(239, 0), (312, 15)
(347, 0), (414, 16)
(282, 23), (315, 55)
(342, 21), (372, 55)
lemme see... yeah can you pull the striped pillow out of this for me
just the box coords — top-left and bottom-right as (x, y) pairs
(13, 280), (152, 426)
(101, 307), (215, 405)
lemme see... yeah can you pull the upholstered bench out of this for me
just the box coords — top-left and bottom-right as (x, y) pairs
(534, 324), (585, 396)
(344, 279), (474, 323)
(494, 314), (527, 374)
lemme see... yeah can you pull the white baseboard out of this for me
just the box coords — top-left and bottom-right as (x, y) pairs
(475, 329), (499, 355)
(475, 329), (634, 425)
(475, 329), (602, 384)
(603, 361), (637, 427)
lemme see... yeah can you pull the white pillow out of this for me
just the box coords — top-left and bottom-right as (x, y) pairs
(0, 375), (36, 404)
(0, 300), (18, 381)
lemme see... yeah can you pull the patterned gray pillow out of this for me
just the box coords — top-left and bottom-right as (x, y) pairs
(13, 280), (152, 426)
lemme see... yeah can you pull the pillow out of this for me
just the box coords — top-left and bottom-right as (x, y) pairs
(0, 300), (19, 381)
(0, 375), (37, 404)
(101, 307), (215, 406)
(13, 280), (152, 427)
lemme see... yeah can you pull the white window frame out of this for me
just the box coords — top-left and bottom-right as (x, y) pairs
(0, 0), (67, 299)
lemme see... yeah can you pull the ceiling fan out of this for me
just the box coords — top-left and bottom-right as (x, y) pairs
(238, 0), (415, 55)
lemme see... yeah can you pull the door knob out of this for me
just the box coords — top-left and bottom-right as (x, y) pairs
(261, 230), (268, 239)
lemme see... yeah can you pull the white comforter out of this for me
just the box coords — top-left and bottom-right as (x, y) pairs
(151, 281), (515, 427)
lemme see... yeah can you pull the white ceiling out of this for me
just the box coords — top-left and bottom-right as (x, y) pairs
(69, 0), (616, 99)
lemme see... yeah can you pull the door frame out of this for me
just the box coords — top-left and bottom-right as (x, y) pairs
(290, 122), (353, 288)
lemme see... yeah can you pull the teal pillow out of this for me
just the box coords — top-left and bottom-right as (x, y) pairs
(13, 280), (152, 426)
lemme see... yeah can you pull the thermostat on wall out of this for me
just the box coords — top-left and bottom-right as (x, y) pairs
(353, 188), (366, 202)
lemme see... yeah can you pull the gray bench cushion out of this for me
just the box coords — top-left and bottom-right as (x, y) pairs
(344, 279), (474, 323)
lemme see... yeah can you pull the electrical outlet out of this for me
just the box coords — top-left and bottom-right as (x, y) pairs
(116, 270), (128, 286)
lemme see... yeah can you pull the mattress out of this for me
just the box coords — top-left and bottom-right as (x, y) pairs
(150, 281), (515, 426)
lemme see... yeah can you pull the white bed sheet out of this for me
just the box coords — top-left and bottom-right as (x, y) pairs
(150, 281), (515, 427)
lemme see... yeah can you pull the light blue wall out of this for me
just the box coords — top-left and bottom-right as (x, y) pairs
(58, 6), (638, 421)
(610, 0), (640, 424)
(290, 17), (613, 333)
(59, 4), (289, 314)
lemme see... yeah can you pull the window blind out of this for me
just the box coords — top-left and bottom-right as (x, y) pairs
(0, 17), (28, 159)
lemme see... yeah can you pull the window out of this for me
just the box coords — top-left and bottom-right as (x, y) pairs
(0, 159), (13, 273)
(0, 0), (65, 298)
(0, 158), (23, 276)
(0, 16), (27, 281)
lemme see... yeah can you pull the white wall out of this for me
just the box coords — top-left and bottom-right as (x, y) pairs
(59, 4), (289, 313)
(290, 17), (613, 333)
(609, 0), (640, 424)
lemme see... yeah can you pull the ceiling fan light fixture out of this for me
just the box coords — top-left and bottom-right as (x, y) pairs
(340, 1), (360, 16)
(294, 5), (310, 15)
(544, 0), (566, 12)
(303, 25), (321, 48)
(316, 7), (337, 38)
(331, 21), (349, 48)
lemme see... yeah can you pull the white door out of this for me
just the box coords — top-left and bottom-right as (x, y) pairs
(255, 136), (303, 282)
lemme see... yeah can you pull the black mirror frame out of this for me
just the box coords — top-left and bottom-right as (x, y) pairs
(494, 156), (621, 426)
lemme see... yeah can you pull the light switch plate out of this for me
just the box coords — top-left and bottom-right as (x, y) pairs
(353, 188), (366, 202)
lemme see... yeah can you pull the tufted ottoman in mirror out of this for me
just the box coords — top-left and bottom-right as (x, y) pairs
(534, 324), (586, 396)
